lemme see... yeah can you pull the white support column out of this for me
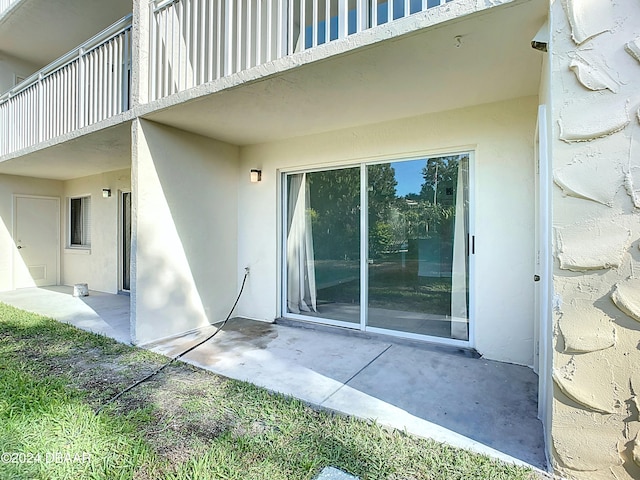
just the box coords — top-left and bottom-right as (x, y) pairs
(132, 0), (150, 106)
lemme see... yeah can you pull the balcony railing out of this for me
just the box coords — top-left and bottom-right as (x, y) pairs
(0, 15), (132, 157)
(0, 0), (20, 16)
(150, 0), (450, 101)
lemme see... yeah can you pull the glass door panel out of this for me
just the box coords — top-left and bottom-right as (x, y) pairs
(285, 167), (360, 324)
(367, 155), (470, 340)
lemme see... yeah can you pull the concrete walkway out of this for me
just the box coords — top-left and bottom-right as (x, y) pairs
(0, 287), (547, 471)
(0, 286), (130, 344)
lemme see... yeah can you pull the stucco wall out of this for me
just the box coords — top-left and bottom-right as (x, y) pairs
(237, 96), (538, 366)
(0, 174), (62, 291)
(61, 169), (131, 294)
(0, 52), (38, 95)
(550, 0), (640, 478)
(132, 119), (240, 344)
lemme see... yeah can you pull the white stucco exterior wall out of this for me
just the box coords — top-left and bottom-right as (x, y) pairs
(0, 52), (38, 94)
(132, 119), (240, 345)
(237, 96), (538, 366)
(61, 169), (131, 294)
(0, 174), (62, 291)
(549, 0), (640, 478)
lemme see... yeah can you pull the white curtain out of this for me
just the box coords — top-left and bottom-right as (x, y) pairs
(450, 158), (469, 340)
(287, 173), (317, 313)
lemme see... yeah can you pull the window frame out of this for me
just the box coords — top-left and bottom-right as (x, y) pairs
(68, 195), (91, 250)
(279, 149), (476, 349)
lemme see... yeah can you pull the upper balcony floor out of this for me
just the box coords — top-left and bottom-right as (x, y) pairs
(0, 0), (547, 160)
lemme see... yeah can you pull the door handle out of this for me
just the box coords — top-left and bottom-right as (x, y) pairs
(17, 245), (23, 249)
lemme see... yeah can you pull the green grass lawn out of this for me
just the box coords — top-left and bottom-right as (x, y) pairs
(0, 303), (542, 480)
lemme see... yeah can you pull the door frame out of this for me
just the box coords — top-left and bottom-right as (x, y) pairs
(535, 104), (553, 463)
(12, 194), (61, 290)
(280, 150), (476, 349)
(118, 190), (132, 293)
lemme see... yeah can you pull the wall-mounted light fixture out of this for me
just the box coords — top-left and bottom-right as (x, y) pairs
(102, 188), (112, 198)
(250, 169), (262, 183)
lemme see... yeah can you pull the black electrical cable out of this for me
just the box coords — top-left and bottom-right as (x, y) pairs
(95, 270), (249, 415)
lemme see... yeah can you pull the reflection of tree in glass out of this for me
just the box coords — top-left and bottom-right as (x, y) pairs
(307, 168), (361, 260)
(306, 156), (466, 260)
(401, 155), (465, 239)
(369, 156), (465, 256)
(420, 155), (462, 207)
(368, 164), (398, 258)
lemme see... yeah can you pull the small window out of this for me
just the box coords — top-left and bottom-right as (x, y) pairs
(69, 196), (91, 248)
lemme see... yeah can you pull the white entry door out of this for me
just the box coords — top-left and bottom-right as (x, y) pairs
(13, 195), (60, 288)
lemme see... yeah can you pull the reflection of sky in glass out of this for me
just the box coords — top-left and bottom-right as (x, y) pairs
(392, 159), (427, 197)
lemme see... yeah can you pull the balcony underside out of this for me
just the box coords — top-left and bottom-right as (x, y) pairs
(0, 0), (132, 67)
(0, 121), (131, 180)
(142, 0), (546, 146)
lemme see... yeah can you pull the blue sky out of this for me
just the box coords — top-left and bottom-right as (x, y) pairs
(391, 159), (427, 197)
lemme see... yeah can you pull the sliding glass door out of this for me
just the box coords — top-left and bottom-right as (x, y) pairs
(367, 156), (470, 341)
(284, 153), (472, 343)
(285, 168), (361, 324)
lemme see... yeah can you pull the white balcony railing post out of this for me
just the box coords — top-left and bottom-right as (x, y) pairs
(37, 73), (43, 142)
(224, 0), (233, 76)
(78, 48), (85, 129)
(299, 0), (305, 53)
(357, 0), (368, 33)
(338, 0), (348, 39)
(123, 28), (131, 111)
(276, 0), (284, 59)
(287, 0), (293, 55)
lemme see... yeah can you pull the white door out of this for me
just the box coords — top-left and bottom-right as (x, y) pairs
(13, 196), (60, 288)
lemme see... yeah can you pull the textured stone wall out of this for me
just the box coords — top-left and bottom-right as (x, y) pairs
(551, 0), (640, 478)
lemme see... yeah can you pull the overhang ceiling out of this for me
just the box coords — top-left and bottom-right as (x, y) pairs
(0, 0), (132, 68)
(0, 122), (131, 180)
(143, 0), (547, 146)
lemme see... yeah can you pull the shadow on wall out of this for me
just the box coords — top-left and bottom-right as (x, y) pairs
(134, 120), (240, 344)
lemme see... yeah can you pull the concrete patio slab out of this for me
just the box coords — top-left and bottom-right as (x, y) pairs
(146, 320), (394, 407)
(147, 318), (547, 470)
(0, 288), (547, 471)
(323, 342), (545, 467)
